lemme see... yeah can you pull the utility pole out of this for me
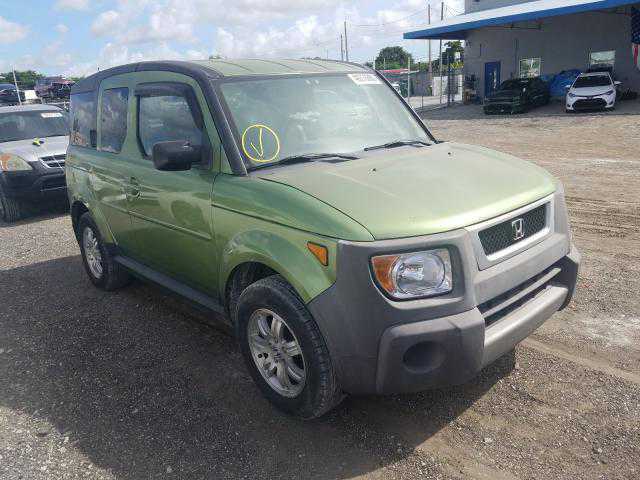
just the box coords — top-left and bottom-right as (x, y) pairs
(340, 34), (344, 61)
(427, 4), (432, 95)
(12, 69), (22, 106)
(343, 20), (349, 62)
(438, 2), (444, 105)
(407, 56), (411, 102)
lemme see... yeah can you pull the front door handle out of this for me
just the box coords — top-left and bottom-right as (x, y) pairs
(128, 177), (140, 197)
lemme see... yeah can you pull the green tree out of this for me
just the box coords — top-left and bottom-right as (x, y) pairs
(375, 46), (414, 70)
(0, 70), (43, 89)
(442, 41), (464, 69)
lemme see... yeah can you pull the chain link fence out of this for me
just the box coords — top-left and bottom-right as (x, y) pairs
(379, 68), (463, 112)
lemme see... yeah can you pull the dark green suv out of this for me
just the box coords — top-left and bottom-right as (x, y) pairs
(66, 59), (579, 418)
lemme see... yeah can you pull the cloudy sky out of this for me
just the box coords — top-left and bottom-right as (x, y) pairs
(0, 0), (463, 77)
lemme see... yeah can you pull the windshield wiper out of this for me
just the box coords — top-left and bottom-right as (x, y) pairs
(364, 139), (431, 151)
(250, 153), (359, 170)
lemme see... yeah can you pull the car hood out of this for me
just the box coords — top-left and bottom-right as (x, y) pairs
(0, 136), (69, 162)
(256, 142), (557, 240)
(569, 86), (613, 96)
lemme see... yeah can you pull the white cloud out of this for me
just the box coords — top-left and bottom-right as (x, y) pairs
(56, 24), (69, 34)
(0, 16), (28, 44)
(4, 0), (460, 77)
(91, 11), (122, 36)
(54, 0), (89, 11)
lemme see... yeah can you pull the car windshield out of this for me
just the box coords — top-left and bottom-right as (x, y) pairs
(573, 75), (612, 88)
(0, 110), (69, 143)
(218, 73), (431, 169)
(500, 79), (529, 90)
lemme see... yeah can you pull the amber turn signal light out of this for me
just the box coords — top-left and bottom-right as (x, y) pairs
(307, 242), (328, 266)
(371, 254), (400, 294)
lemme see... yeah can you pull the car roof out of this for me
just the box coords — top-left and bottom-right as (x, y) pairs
(578, 71), (611, 77)
(72, 59), (368, 94)
(0, 104), (63, 113)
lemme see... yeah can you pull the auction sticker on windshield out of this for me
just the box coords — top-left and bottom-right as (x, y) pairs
(41, 112), (63, 118)
(348, 73), (381, 85)
(241, 124), (281, 163)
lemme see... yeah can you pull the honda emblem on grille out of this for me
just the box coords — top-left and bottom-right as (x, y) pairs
(511, 218), (525, 241)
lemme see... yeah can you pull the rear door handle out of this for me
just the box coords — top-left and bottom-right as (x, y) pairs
(128, 177), (140, 197)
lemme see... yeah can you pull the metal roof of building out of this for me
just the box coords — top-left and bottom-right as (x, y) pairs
(404, 0), (639, 39)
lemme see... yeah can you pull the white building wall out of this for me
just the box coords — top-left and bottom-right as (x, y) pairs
(463, 9), (640, 96)
(465, 0), (539, 13)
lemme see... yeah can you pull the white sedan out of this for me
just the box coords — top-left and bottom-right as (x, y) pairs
(566, 72), (620, 112)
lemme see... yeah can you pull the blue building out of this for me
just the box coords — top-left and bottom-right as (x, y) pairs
(404, 0), (640, 98)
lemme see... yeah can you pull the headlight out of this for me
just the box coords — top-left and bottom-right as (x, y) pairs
(568, 93), (577, 98)
(0, 153), (32, 172)
(371, 248), (453, 299)
(605, 90), (614, 96)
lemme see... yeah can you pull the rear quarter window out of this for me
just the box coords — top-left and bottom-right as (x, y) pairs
(70, 92), (97, 148)
(99, 88), (129, 154)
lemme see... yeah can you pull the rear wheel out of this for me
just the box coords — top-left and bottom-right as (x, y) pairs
(77, 212), (131, 290)
(0, 185), (23, 222)
(236, 275), (342, 419)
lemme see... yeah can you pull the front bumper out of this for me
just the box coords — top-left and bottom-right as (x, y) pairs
(566, 94), (615, 111)
(0, 163), (67, 201)
(483, 100), (521, 114)
(308, 190), (580, 395)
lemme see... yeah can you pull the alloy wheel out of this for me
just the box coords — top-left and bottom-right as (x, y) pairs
(82, 226), (103, 279)
(247, 308), (306, 398)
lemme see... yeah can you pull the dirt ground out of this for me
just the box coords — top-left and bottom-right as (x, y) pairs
(1, 101), (639, 480)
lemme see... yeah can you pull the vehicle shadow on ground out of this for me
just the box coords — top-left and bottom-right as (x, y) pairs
(421, 100), (640, 122)
(0, 256), (515, 479)
(0, 203), (68, 228)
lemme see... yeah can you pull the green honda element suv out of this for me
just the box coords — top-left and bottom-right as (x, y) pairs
(66, 59), (580, 418)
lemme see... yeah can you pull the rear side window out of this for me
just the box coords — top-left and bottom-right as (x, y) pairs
(138, 94), (203, 157)
(70, 92), (97, 148)
(100, 88), (129, 153)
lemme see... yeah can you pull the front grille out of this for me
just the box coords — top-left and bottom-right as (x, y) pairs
(478, 204), (547, 256)
(40, 154), (66, 169)
(573, 98), (606, 110)
(479, 266), (561, 326)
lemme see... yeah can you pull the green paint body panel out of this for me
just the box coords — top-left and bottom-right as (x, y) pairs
(256, 142), (557, 240)
(66, 60), (559, 308)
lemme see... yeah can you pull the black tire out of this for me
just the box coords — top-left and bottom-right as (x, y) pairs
(77, 212), (131, 291)
(0, 184), (23, 222)
(236, 275), (342, 419)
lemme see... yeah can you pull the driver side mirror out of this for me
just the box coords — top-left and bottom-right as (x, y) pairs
(152, 141), (201, 171)
(564, 85), (571, 90)
(614, 80), (622, 86)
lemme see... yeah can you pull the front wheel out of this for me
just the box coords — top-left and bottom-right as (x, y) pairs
(77, 212), (132, 290)
(236, 275), (342, 419)
(0, 185), (23, 222)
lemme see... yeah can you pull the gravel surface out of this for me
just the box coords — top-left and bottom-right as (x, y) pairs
(1, 102), (639, 479)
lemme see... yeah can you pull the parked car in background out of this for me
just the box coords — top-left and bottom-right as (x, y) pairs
(565, 72), (619, 112)
(35, 76), (64, 98)
(66, 59), (579, 419)
(49, 80), (74, 100)
(0, 84), (25, 106)
(0, 105), (69, 222)
(484, 77), (550, 114)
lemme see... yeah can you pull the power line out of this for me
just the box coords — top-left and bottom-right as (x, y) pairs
(352, 8), (427, 27)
